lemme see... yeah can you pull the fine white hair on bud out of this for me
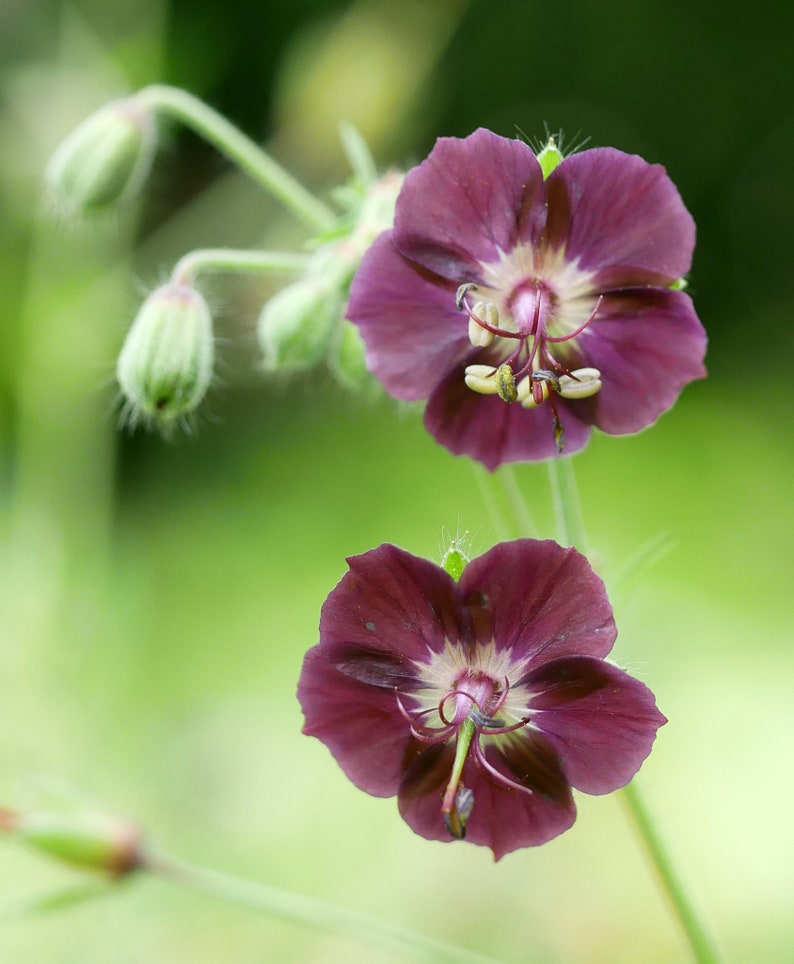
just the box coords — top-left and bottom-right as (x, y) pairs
(45, 99), (157, 216)
(116, 282), (214, 435)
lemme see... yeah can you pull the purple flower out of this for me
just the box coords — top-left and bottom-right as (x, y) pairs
(298, 540), (665, 860)
(347, 130), (707, 468)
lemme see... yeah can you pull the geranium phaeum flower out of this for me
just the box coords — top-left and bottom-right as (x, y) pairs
(346, 129), (707, 468)
(298, 540), (666, 860)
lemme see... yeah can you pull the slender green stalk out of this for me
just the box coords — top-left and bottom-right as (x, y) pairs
(497, 465), (537, 538)
(171, 248), (311, 286)
(546, 456), (587, 551)
(471, 464), (511, 542)
(134, 85), (336, 230)
(144, 849), (501, 964)
(621, 783), (721, 963)
(545, 455), (721, 964)
(338, 121), (378, 187)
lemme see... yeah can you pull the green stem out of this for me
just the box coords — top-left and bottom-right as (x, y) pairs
(471, 464), (511, 542)
(338, 121), (378, 187)
(134, 85), (336, 230)
(546, 456), (587, 551)
(497, 465), (537, 538)
(545, 456), (721, 964)
(621, 783), (721, 963)
(171, 248), (311, 286)
(144, 849), (501, 964)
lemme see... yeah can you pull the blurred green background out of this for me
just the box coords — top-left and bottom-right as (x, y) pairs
(1, 0), (792, 961)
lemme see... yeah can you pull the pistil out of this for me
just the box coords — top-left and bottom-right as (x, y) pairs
(441, 717), (477, 838)
(457, 281), (603, 451)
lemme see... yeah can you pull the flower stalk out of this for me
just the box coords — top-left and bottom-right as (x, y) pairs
(144, 848), (501, 964)
(544, 458), (721, 963)
(170, 248), (312, 287)
(621, 783), (721, 964)
(133, 84), (335, 230)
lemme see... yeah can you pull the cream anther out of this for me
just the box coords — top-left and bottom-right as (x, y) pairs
(556, 367), (602, 399)
(467, 300), (497, 347)
(464, 364), (500, 395)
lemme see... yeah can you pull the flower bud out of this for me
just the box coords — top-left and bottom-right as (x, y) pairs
(257, 276), (339, 373)
(328, 319), (379, 394)
(45, 99), (156, 215)
(116, 282), (214, 434)
(0, 807), (142, 878)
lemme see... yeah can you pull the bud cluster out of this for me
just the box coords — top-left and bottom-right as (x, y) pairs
(257, 170), (403, 392)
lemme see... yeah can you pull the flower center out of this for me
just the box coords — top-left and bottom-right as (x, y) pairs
(456, 281), (602, 452)
(395, 659), (531, 839)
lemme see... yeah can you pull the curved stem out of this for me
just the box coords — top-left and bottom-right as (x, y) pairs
(143, 848), (501, 964)
(171, 248), (311, 286)
(621, 782), (721, 963)
(545, 455), (721, 963)
(134, 85), (336, 230)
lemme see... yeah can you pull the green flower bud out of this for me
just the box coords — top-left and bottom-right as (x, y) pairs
(117, 282), (214, 434)
(45, 99), (156, 215)
(257, 276), (340, 373)
(536, 136), (564, 179)
(0, 807), (142, 878)
(328, 318), (379, 394)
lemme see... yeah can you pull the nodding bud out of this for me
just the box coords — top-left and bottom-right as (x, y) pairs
(45, 99), (156, 215)
(116, 282), (214, 435)
(0, 807), (143, 878)
(257, 276), (339, 373)
(536, 136), (564, 179)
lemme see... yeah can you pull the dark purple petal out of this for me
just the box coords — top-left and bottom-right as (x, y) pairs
(319, 544), (467, 665)
(393, 129), (547, 280)
(577, 288), (707, 434)
(423, 364), (593, 470)
(527, 656), (667, 794)
(298, 647), (412, 797)
(544, 148), (695, 284)
(398, 733), (576, 860)
(347, 232), (469, 401)
(398, 740), (455, 819)
(459, 540), (617, 663)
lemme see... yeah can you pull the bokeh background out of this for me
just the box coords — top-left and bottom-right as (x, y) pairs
(1, 0), (792, 961)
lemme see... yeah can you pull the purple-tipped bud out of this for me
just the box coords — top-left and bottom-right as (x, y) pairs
(45, 99), (156, 215)
(0, 806), (143, 878)
(117, 282), (214, 434)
